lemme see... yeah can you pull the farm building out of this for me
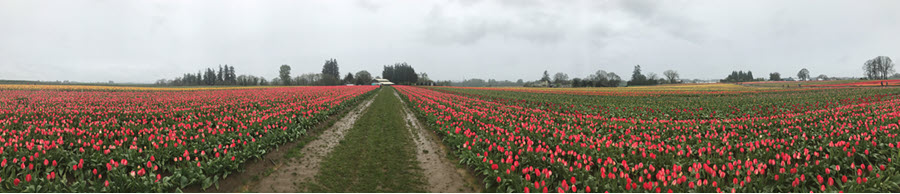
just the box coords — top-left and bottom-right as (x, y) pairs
(371, 78), (394, 86)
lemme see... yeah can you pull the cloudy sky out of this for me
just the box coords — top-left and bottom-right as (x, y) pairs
(1, 0), (898, 83)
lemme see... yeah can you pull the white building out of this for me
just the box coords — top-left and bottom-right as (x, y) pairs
(371, 79), (395, 85)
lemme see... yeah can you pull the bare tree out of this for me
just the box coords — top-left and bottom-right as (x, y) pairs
(553, 72), (569, 87)
(663, 70), (679, 84)
(864, 56), (895, 79)
(797, 68), (810, 81)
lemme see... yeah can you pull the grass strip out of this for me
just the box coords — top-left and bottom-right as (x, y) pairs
(302, 86), (426, 192)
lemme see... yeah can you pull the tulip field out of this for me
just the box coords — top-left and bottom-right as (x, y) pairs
(396, 85), (900, 192)
(0, 85), (377, 192)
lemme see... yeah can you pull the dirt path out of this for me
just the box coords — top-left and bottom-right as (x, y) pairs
(394, 90), (480, 193)
(246, 91), (379, 193)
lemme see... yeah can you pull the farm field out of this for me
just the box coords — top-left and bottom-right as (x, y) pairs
(744, 80), (900, 87)
(0, 85), (377, 192)
(4, 83), (900, 193)
(0, 84), (279, 91)
(397, 85), (900, 192)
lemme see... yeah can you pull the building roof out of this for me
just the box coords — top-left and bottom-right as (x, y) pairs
(372, 78), (394, 85)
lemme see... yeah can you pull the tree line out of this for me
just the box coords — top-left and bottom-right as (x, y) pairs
(524, 65), (681, 88)
(722, 56), (896, 82)
(155, 65), (254, 86)
(274, 59), (376, 86)
(154, 56), (897, 87)
(156, 59), (439, 87)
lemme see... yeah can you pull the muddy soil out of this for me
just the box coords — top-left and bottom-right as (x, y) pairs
(246, 92), (378, 192)
(394, 90), (481, 193)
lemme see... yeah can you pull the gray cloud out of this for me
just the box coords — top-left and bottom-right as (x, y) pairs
(355, 0), (382, 12)
(422, 0), (567, 45)
(1, 0), (899, 83)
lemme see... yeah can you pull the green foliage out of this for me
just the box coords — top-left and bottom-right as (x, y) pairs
(627, 65), (659, 86)
(382, 63), (418, 85)
(321, 59), (341, 85)
(280, 64), (292, 85)
(769, 72), (782, 81)
(303, 87), (426, 192)
(722, 70), (754, 82)
(354, 71), (373, 85)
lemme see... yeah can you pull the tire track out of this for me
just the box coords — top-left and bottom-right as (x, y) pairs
(248, 91), (379, 192)
(394, 90), (480, 193)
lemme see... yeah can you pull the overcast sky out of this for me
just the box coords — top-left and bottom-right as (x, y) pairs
(1, 0), (898, 83)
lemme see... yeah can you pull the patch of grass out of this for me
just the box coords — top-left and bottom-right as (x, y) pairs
(302, 87), (427, 192)
(263, 168), (275, 177)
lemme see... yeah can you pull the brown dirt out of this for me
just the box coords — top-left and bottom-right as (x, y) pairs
(394, 90), (481, 193)
(185, 92), (378, 193)
(247, 91), (379, 192)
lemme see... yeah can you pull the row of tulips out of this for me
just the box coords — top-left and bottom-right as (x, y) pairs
(0, 86), (377, 192)
(396, 85), (900, 192)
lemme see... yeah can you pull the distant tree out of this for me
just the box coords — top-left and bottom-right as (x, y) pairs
(629, 65), (646, 85)
(355, 70), (373, 85)
(259, 77), (268, 85)
(381, 63), (418, 85)
(321, 59), (340, 85)
(237, 75), (248, 86)
(769, 72), (781, 81)
(383, 66), (394, 81)
(227, 65), (236, 85)
(217, 65), (224, 85)
(797, 68), (810, 81)
(516, 79), (524, 85)
(271, 77), (281, 86)
(540, 70), (551, 83)
(223, 65), (230, 85)
(572, 78), (582, 87)
(586, 70), (621, 87)
(451, 79), (521, 87)
(628, 65), (657, 86)
(647, 72), (658, 80)
(279, 64), (292, 85)
(863, 56), (895, 80)
(418, 72), (433, 85)
(553, 72), (569, 87)
(204, 68), (216, 85)
(663, 70), (680, 84)
(343, 73), (355, 85)
(723, 70), (754, 82)
(816, 74), (829, 81)
(295, 73), (322, 86)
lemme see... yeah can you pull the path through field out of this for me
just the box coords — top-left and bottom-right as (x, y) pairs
(396, 90), (480, 193)
(243, 91), (379, 192)
(242, 87), (475, 192)
(300, 87), (426, 192)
